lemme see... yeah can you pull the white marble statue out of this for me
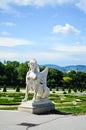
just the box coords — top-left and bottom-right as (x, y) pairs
(23, 59), (50, 102)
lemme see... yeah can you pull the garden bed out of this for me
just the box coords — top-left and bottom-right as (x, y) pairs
(0, 92), (86, 115)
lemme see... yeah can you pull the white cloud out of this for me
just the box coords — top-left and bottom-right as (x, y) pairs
(1, 22), (16, 27)
(25, 51), (67, 64)
(52, 23), (80, 34)
(13, 0), (74, 7)
(0, 51), (19, 59)
(0, 37), (34, 47)
(0, 50), (65, 64)
(0, 0), (77, 10)
(76, 0), (86, 13)
(26, 51), (64, 60)
(0, 45), (86, 65)
(0, 0), (86, 14)
(1, 31), (11, 36)
(49, 44), (86, 64)
(0, 0), (74, 8)
(0, 0), (12, 10)
(52, 44), (86, 54)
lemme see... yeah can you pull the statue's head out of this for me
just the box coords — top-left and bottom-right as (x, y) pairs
(28, 59), (38, 71)
(29, 59), (37, 65)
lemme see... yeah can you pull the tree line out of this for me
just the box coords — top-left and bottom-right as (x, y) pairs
(0, 61), (86, 92)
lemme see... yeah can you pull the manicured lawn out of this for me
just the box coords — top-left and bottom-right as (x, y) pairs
(0, 92), (33, 105)
(57, 105), (86, 115)
(0, 93), (24, 105)
(0, 92), (86, 115)
(0, 106), (18, 110)
(49, 93), (86, 115)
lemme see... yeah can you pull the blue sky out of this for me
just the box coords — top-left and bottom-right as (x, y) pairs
(0, 0), (86, 66)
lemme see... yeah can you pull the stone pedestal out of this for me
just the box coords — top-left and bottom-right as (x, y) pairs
(18, 98), (55, 114)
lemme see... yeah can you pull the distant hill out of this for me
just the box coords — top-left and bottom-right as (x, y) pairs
(41, 64), (86, 72)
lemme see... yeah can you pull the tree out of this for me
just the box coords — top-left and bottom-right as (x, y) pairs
(0, 62), (5, 86)
(76, 71), (86, 91)
(0, 60), (86, 92)
(17, 62), (28, 87)
(65, 70), (86, 91)
(47, 68), (63, 89)
(5, 61), (19, 86)
(63, 76), (72, 89)
(0, 62), (5, 76)
(67, 70), (77, 89)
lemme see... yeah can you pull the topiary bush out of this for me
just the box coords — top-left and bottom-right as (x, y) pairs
(3, 85), (7, 92)
(16, 85), (20, 92)
(68, 88), (71, 93)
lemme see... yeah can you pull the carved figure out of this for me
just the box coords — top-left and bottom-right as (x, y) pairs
(23, 59), (50, 102)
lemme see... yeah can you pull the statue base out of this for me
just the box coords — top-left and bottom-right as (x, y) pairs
(18, 98), (55, 114)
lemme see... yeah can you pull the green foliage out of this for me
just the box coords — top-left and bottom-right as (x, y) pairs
(74, 88), (77, 93)
(62, 87), (65, 91)
(52, 89), (56, 93)
(68, 88), (71, 93)
(3, 85), (7, 92)
(56, 87), (59, 91)
(16, 86), (20, 92)
(63, 76), (72, 82)
(17, 62), (28, 86)
(63, 91), (67, 94)
(48, 68), (63, 88)
(0, 62), (5, 76)
(0, 60), (86, 92)
(5, 61), (19, 86)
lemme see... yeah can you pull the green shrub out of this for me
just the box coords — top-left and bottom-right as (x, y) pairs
(63, 91), (67, 94)
(62, 87), (65, 91)
(3, 85), (7, 92)
(56, 87), (59, 91)
(52, 89), (56, 93)
(68, 88), (71, 93)
(16, 86), (20, 92)
(74, 88), (77, 93)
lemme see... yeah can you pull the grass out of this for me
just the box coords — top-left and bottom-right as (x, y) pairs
(0, 106), (18, 110)
(0, 93), (23, 105)
(0, 92), (86, 115)
(0, 92), (33, 105)
(49, 93), (86, 115)
(57, 105), (86, 115)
